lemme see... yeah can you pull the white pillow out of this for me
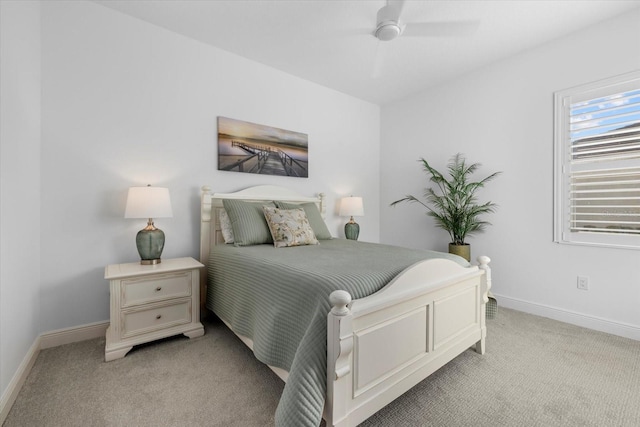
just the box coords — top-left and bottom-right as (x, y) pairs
(219, 209), (234, 244)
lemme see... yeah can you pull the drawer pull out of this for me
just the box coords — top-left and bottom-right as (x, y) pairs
(155, 287), (162, 291)
(156, 314), (162, 320)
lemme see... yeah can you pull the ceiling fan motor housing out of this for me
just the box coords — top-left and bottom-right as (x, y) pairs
(375, 21), (402, 41)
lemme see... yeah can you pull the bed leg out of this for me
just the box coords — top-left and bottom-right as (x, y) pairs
(476, 256), (491, 355)
(200, 185), (213, 315)
(326, 290), (353, 427)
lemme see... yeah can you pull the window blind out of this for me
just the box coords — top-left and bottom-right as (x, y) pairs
(568, 88), (640, 236)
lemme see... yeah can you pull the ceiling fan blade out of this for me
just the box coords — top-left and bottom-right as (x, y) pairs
(377, 0), (407, 24)
(371, 40), (391, 79)
(403, 21), (480, 37)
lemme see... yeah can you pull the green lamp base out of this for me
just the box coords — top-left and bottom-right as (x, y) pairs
(344, 221), (360, 241)
(136, 224), (165, 265)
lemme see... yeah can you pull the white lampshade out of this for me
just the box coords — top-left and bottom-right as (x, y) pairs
(125, 186), (173, 219)
(339, 196), (364, 217)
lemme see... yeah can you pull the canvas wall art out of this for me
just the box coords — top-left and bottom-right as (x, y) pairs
(217, 117), (309, 178)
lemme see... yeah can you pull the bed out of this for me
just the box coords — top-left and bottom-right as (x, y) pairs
(199, 185), (492, 427)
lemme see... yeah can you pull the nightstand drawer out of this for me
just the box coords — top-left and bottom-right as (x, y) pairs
(122, 271), (192, 307)
(121, 299), (191, 338)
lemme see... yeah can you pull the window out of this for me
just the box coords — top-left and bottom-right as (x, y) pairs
(554, 71), (640, 250)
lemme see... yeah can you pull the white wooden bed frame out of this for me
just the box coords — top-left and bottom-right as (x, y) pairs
(200, 185), (491, 427)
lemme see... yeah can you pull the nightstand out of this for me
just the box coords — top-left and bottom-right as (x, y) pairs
(104, 257), (205, 361)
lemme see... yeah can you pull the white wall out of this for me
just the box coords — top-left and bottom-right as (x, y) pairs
(0, 0), (42, 404)
(381, 9), (640, 338)
(38, 1), (380, 332)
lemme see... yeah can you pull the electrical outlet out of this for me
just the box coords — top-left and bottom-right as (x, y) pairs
(577, 276), (589, 290)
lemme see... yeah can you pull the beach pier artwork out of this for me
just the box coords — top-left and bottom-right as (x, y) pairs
(218, 117), (309, 178)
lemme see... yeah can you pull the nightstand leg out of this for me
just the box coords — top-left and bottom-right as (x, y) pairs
(105, 346), (133, 362)
(183, 324), (205, 339)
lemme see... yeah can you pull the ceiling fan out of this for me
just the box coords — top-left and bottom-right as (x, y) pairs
(370, 0), (479, 78)
(373, 0), (479, 42)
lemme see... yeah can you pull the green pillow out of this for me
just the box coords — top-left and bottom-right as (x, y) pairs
(222, 199), (275, 246)
(274, 201), (332, 240)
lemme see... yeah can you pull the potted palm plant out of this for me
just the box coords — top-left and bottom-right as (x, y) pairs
(390, 153), (501, 262)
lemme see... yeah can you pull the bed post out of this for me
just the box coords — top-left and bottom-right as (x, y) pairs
(326, 290), (353, 427)
(318, 192), (326, 219)
(476, 256), (492, 355)
(200, 185), (213, 316)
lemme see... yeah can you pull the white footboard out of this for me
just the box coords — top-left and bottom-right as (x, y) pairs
(325, 256), (491, 427)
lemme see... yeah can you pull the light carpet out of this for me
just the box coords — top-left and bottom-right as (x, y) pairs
(4, 308), (640, 426)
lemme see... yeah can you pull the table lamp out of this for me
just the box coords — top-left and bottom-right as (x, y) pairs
(125, 185), (173, 264)
(339, 196), (364, 240)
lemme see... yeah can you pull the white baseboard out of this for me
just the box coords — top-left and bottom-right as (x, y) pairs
(39, 320), (109, 349)
(0, 336), (40, 424)
(0, 320), (109, 424)
(493, 293), (640, 341)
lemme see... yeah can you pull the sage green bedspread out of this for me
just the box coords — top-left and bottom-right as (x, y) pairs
(206, 239), (467, 427)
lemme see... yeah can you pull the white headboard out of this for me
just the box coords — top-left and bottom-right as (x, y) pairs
(199, 185), (326, 310)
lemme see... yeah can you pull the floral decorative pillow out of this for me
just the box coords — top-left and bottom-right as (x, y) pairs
(219, 209), (234, 244)
(262, 206), (319, 248)
(274, 201), (332, 240)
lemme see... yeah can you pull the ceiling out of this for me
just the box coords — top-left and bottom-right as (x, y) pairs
(93, 0), (640, 105)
